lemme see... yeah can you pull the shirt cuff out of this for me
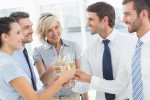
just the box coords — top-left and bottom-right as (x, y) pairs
(90, 76), (100, 90)
(71, 82), (89, 94)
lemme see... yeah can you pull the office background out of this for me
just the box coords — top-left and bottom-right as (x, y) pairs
(0, 0), (127, 99)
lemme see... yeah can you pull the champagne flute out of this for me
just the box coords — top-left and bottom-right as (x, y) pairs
(54, 54), (66, 76)
(54, 59), (62, 75)
(65, 53), (76, 88)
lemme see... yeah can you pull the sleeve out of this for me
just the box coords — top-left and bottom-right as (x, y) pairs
(32, 47), (43, 63)
(3, 62), (25, 85)
(73, 42), (81, 61)
(89, 57), (129, 94)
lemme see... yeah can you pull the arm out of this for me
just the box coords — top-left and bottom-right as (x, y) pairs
(74, 42), (81, 69)
(75, 61), (129, 94)
(10, 69), (75, 100)
(75, 58), (81, 69)
(35, 61), (54, 85)
(82, 92), (89, 100)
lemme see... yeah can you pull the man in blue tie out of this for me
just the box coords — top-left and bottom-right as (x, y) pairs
(73, 2), (135, 100)
(75, 0), (150, 100)
(9, 12), (37, 91)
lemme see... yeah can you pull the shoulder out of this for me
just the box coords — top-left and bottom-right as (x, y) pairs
(0, 55), (23, 76)
(115, 30), (137, 40)
(63, 39), (80, 48)
(64, 39), (78, 45)
(84, 38), (99, 54)
(33, 44), (47, 53)
(113, 30), (137, 44)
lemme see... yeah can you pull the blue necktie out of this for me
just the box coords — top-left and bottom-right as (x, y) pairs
(132, 39), (143, 100)
(23, 48), (37, 91)
(102, 39), (115, 100)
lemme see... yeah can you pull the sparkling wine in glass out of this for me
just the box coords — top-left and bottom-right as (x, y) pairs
(54, 66), (61, 75)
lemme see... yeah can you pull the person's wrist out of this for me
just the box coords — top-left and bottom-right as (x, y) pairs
(56, 75), (65, 86)
(86, 74), (92, 83)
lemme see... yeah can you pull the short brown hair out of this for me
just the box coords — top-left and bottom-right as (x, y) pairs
(122, 0), (150, 20)
(9, 11), (29, 22)
(87, 2), (115, 28)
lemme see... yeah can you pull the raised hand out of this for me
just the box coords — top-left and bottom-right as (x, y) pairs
(60, 68), (76, 83)
(75, 69), (92, 83)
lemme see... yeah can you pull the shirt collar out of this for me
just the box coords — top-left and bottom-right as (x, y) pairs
(14, 47), (24, 53)
(140, 30), (150, 45)
(98, 29), (117, 43)
(44, 38), (70, 50)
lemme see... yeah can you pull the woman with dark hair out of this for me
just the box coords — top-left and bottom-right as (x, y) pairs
(0, 17), (75, 100)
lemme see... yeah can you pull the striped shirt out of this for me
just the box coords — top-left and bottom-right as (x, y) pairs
(33, 39), (81, 96)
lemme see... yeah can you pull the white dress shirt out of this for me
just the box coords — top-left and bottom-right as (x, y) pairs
(76, 29), (136, 100)
(87, 30), (150, 100)
(115, 30), (150, 100)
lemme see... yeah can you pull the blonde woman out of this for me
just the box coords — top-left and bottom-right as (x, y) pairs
(0, 17), (75, 100)
(33, 13), (82, 100)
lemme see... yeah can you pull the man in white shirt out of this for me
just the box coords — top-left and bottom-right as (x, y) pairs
(9, 12), (37, 91)
(75, 0), (150, 100)
(73, 2), (135, 100)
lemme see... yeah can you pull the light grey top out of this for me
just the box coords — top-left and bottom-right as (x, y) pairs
(12, 48), (37, 85)
(0, 51), (31, 100)
(33, 39), (81, 96)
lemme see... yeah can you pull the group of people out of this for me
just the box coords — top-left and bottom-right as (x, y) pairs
(0, 0), (150, 100)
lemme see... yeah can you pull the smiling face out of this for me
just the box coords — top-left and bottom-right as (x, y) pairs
(87, 12), (105, 35)
(18, 18), (33, 45)
(7, 22), (23, 51)
(45, 23), (61, 45)
(123, 1), (142, 33)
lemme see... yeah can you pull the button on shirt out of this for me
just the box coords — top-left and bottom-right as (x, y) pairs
(0, 52), (31, 100)
(77, 30), (136, 100)
(33, 39), (81, 96)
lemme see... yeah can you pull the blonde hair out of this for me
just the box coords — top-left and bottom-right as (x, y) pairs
(36, 12), (61, 43)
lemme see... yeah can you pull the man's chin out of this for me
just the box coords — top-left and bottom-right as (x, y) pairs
(128, 29), (135, 33)
(90, 31), (95, 35)
(90, 32), (96, 35)
(22, 40), (33, 44)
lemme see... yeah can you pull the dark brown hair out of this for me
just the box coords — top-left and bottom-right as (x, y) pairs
(87, 2), (115, 28)
(9, 11), (29, 22)
(122, 0), (150, 20)
(0, 17), (16, 47)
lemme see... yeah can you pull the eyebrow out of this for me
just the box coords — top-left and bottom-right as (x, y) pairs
(88, 17), (93, 20)
(123, 12), (130, 14)
(24, 24), (33, 28)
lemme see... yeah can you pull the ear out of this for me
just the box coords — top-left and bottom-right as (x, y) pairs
(102, 16), (109, 26)
(1, 33), (9, 42)
(103, 16), (109, 22)
(140, 10), (148, 18)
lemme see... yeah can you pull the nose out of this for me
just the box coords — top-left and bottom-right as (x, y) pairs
(52, 29), (58, 36)
(29, 27), (34, 34)
(87, 20), (90, 26)
(122, 15), (127, 23)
